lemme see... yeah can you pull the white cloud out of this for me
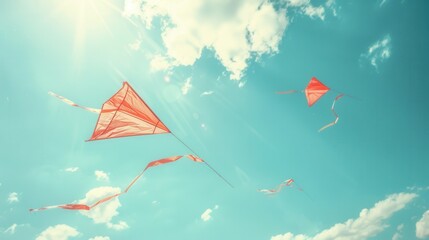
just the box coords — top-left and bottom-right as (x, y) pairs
(127, 0), (292, 81)
(79, 186), (121, 224)
(36, 224), (79, 240)
(271, 193), (417, 240)
(107, 221), (129, 231)
(201, 205), (219, 222)
(123, 0), (142, 18)
(200, 90), (214, 96)
(238, 81), (246, 88)
(392, 224), (404, 240)
(303, 5), (325, 20)
(416, 210), (429, 239)
(181, 77), (192, 95)
(284, 0), (326, 20)
(150, 54), (173, 72)
(95, 170), (109, 182)
(3, 224), (17, 234)
(362, 35), (392, 69)
(7, 192), (18, 203)
(284, 0), (310, 7)
(325, 0), (338, 16)
(65, 167), (79, 173)
(248, 2), (287, 55)
(89, 237), (110, 240)
(201, 209), (213, 221)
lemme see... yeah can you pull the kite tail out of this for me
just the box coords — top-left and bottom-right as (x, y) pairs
(319, 94), (344, 132)
(258, 179), (295, 195)
(29, 155), (202, 213)
(293, 181), (313, 200)
(29, 204), (91, 212)
(171, 133), (234, 188)
(48, 91), (101, 114)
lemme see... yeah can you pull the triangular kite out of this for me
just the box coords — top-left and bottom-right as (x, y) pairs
(277, 77), (347, 132)
(47, 82), (233, 189)
(277, 77), (330, 107)
(304, 77), (330, 107)
(89, 82), (170, 141)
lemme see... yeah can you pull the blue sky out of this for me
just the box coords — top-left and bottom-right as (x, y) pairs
(1, 0), (429, 239)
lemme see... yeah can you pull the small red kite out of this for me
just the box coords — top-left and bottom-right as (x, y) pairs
(277, 77), (330, 107)
(277, 77), (345, 131)
(304, 77), (330, 107)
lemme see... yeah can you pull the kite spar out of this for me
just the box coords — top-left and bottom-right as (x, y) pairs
(277, 77), (345, 131)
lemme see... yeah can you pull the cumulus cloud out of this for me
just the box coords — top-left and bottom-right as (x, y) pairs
(36, 224), (79, 240)
(7, 192), (18, 203)
(150, 54), (172, 72)
(89, 237), (110, 240)
(124, 0), (292, 81)
(79, 186), (121, 224)
(271, 193), (417, 240)
(107, 221), (129, 231)
(303, 5), (325, 20)
(416, 210), (429, 239)
(95, 170), (109, 182)
(65, 167), (79, 173)
(123, 0), (142, 18)
(3, 224), (17, 234)
(201, 205), (219, 222)
(284, 0), (326, 20)
(362, 35), (392, 69)
(181, 77), (192, 95)
(392, 224), (404, 240)
(325, 0), (338, 16)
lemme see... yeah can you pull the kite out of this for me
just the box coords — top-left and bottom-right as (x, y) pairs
(258, 179), (296, 195)
(48, 82), (231, 187)
(30, 155), (203, 212)
(277, 77), (345, 131)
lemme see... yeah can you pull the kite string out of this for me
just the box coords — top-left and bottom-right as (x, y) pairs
(293, 180), (313, 200)
(170, 132), (234, 188)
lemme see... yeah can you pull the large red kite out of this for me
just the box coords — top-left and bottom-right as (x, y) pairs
(49, 82), (231, 187)
(35, 82), (233, 212)
(277, 77), (345, 131)
(88, 82), (170, 141)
